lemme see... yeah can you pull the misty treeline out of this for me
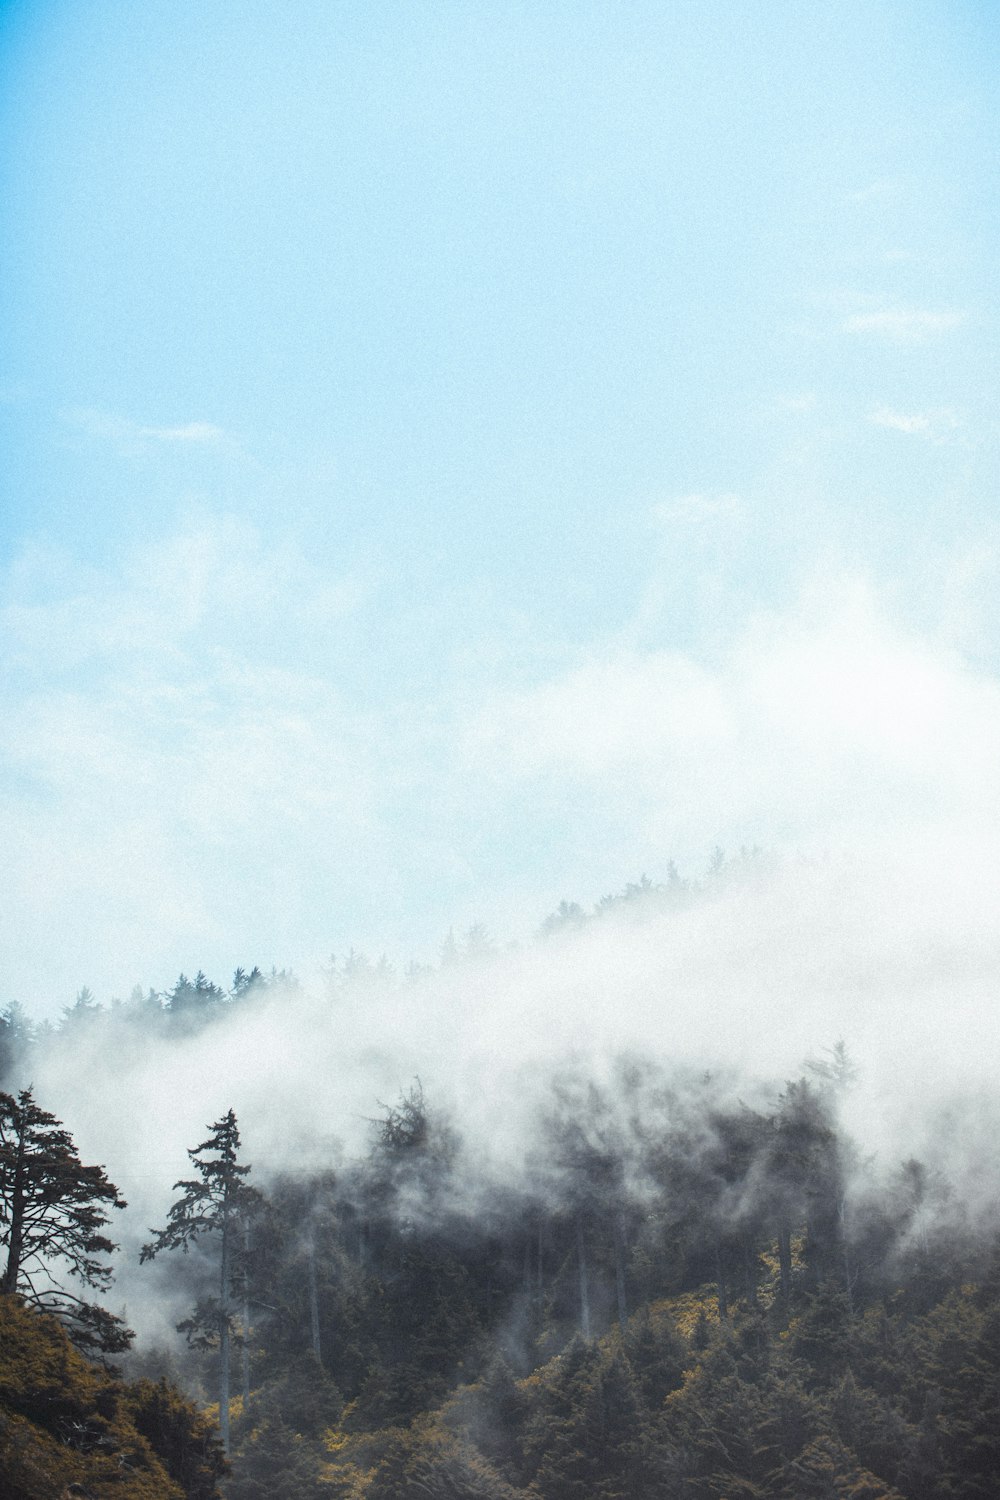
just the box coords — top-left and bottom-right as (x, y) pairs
(0, 856), (765, 1066)
(3, 1027), (1000, 1497)
(1, 863), (998, 1498)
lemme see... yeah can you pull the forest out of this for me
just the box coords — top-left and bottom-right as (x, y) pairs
(0, 875), (998, 1500)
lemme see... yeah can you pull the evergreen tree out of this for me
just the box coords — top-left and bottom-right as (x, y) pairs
(126, 1376), (227, 1500)
(226, 1415), (329, 1500)
(165, 973), (226, 1034)
(0, 1003), (32, 1087)
(0, 1087), (131, 1355)
(141, 1110), (260, 1453)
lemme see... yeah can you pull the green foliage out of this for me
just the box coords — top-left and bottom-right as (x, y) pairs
(529, 1347), (647, 1499)
(226, 1416), (331, 1500)
(235, 1351), (343, 1442)
(0, 1004), (32, 1088)
(367, 1414), (523, 1500)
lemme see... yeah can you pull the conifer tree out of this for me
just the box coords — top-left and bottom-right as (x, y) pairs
(0, 1086), (131, 1354)
(141, 1109), (260, 1453)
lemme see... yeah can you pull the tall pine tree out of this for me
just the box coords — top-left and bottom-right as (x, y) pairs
(141, 1109), (260, 1452)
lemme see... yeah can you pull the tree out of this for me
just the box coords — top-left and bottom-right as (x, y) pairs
(126, 1376), (227, 1500)
(141, 1110), (260, 1454)
(0, 1087), (131, 1355)
(166, 972), (226, 1035)
(226, 1415), (330, 1500)
(0, 1002), (32, 1087)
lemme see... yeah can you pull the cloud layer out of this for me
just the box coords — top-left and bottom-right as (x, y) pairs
(3, 518), (1000, 1026)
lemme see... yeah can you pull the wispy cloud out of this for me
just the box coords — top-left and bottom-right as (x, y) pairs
(775, 392), (818, 415)
(868, 405), (962, 443)
(146, 420), (226, 443)
(65, 407), (230, 454)
(847, 177), (903, 205)
(843, 307), (965, 342)
(652, 491), (743, 528)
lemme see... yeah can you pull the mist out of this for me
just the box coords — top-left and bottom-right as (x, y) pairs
(15, 825), (1000, 1349)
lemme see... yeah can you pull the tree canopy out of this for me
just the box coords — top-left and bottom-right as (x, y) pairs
(0, 1087), (131, 1355)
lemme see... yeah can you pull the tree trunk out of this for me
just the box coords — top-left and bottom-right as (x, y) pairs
(242, 1218), (251, 1407)
(743, 1233), (758, 1305)
(613, 1210), (628, 1333)
(308, 1230), (321, 1362)
(1, 1122), (26, 1295)
(576, 1215), (591, 1340)
(839, 1197), (854, 1319)
(715, 1237), (729, 1322)
(777, 1221), (792, 1305)
(219, 1214), (231, 1454)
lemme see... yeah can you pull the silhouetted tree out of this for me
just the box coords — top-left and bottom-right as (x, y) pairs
(141, 1110), (261, 1452)
(0, 1087), (131, 1354)
(166, 972), (226, 1033)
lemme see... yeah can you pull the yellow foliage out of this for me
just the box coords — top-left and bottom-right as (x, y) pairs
(0, 1294), (187, 1500)
(647, 1286), (719, 1340)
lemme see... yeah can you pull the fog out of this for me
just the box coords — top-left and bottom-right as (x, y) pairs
(3, 562), (998, 1350)
(20, 823), (1000, 1347)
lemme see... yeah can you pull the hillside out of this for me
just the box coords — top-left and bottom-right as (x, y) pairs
(0, 1296), (224, 1500)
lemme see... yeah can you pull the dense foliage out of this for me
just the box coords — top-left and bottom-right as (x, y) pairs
(0, 1295), (224, 1499)
(134, 1062), (1000, 1499)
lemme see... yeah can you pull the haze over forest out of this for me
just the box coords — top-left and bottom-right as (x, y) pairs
(1, 3), (999, 1497)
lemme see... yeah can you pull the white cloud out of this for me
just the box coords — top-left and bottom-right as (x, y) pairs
(469, 650), (732, 777)
(868, 405), (962, 442)
(2, 516), (364, 669)
(468, 576), (1000, 852)
(146, 420), (226, 443)
(652, 491), (743, 528)
(843, 308), (965, 341)
(5, 521), (1000, 1039)
(65, 407), (230, 453)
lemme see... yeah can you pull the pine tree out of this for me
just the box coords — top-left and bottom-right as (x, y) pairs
(0, 1087), (131, 1355)
(0, 1004), (32, 1088)
(141, 1110), (261, 1453)
(226, 1415), (329, 1500)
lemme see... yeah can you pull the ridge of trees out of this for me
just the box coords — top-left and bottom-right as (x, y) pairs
(0, 852), (774, 1058)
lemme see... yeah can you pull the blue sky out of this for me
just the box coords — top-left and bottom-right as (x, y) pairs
(1, 1), (998, 1012)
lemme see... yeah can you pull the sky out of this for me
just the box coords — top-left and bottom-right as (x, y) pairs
(1, 0), (999, 1014)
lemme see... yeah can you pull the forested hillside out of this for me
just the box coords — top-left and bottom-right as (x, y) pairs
(1, 879), (998, 1498)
